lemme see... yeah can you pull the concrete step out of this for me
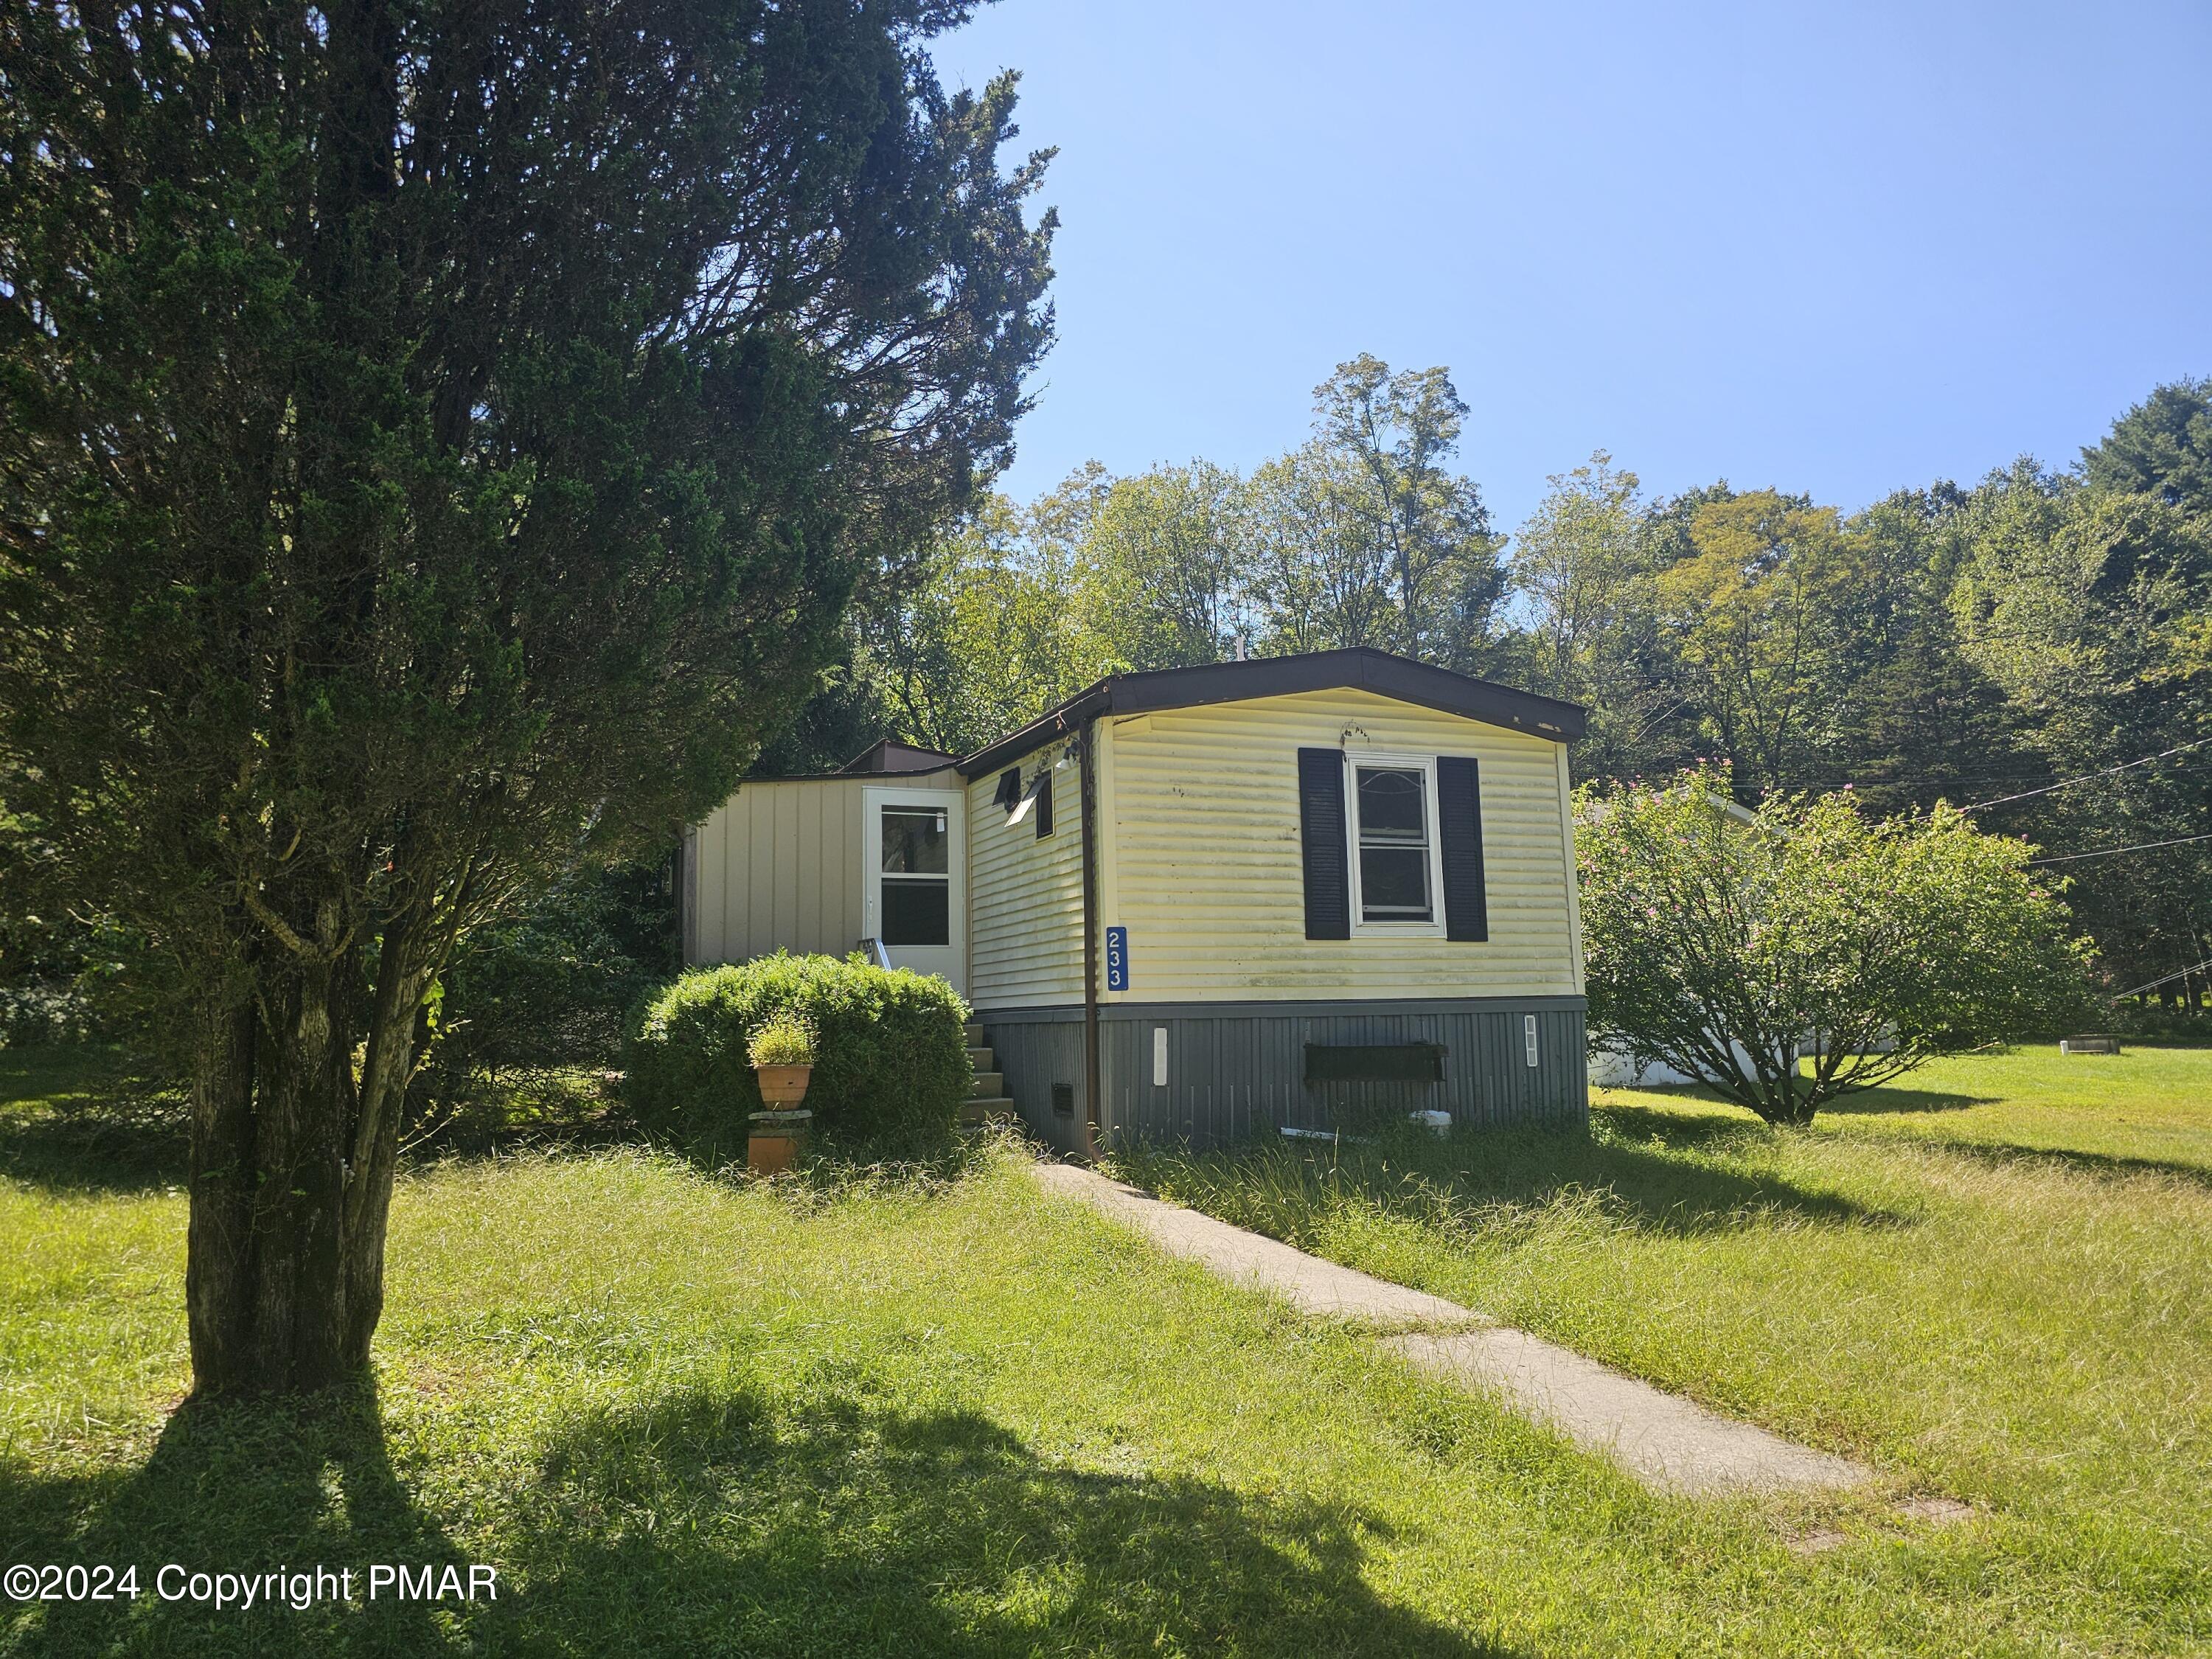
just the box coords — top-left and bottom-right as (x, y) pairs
(959, 1096), (1020, 1128)
(963, 1022), (984, 1043)
(965, 1045), (994, 1067)
(967, 1070), (1004, 1098)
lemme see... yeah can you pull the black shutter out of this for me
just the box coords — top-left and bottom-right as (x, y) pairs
(1034, 771), (1054, 838)
(1438, 755), (1489, 942)
(1297, 747), (1351, 939)
(993, 768), (1022, 813)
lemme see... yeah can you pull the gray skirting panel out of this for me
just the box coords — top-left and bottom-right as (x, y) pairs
(978, 998), (1588, 1151)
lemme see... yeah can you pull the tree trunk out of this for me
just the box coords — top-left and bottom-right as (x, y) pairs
(185, 930), (424, 1397)
(185, 997), (261, 1391)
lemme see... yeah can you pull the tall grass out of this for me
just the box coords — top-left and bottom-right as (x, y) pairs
(1114, 1050), (2212, 1657)
(3, 1044), (2208, 1655)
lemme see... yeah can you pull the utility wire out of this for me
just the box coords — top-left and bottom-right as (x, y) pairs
(2029, 831), (2212, 866)
(1961, 737), (2212, 813)
(2116, 954), (2212, 1001)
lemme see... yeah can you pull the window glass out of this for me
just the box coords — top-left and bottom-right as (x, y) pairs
(880, 877), (950, 946)
(1354, 765), (1432, 922)
(880, 807), (948, 874)
(1357, 768), (1425, 840)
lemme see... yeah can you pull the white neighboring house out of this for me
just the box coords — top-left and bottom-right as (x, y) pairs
(1588, 1040), (1795, 1089)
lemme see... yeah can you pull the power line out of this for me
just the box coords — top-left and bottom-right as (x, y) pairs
(1962, 737), (2212, 813)
(2030, 831), (2212, 866)
(2116, 954), (2212, 1001)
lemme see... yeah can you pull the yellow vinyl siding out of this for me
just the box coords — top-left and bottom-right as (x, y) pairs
(967, 747), (1084, 1008)
(1102, 689), (1577, 1001)
(687, 778), (864, 964)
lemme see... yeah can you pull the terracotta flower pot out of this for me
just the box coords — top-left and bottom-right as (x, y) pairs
(754, 1062), (813, 1106)
(747, 1107), (812, 1175)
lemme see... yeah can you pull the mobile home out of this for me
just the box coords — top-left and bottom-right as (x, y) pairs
(682, 650), (1590, 1154)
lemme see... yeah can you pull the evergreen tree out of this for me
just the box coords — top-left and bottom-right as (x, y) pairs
(0, 0), (1054, 1393)
(2082, 377), (2212, 517)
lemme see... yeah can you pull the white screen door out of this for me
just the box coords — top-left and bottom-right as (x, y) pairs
(861, 787), (966, 992)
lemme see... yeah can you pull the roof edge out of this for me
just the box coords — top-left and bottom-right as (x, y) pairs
(957, 649), (1587, 776)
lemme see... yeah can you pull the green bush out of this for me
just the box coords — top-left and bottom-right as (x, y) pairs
(408, 860), (677, 1130)
(627, 953), (970, 1158)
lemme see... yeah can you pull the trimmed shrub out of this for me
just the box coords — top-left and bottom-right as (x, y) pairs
(627, 953), (970, 1158)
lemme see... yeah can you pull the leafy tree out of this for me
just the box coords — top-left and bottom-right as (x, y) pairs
(1742, 483), (2036, 818)
(1242, 358), (1500, 664)
(1502, 452), (1686, 773)
(411, 859), (675, 1111)
(1078, 462), (1253, 669)
(1948, 460), (2212, 992)
(1656, 492), (1858, 797)
(744, 641), (907, 778)
(1512, 453), (1646, 698)
(1314, 355), (1504, 661)
(1245, 442), (1399, 655)
(1577, 773), (2090, 1124)
(0, 1), (1052, 1393)
(1528, 479), (1742, 786)
(863, 490), (1112, 755)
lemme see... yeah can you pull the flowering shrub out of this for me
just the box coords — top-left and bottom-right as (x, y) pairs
(1576, 768), (2093, 1124)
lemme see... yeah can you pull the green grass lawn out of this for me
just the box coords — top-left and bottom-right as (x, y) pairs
(3, 1043), (2209, 1655)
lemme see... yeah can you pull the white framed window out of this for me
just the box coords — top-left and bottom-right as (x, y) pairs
(1345, 750), (1446, 935)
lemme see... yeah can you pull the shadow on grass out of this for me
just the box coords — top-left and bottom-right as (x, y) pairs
(511, 1385), (1507, 1656)
(1800, 1082), (1992, 1117)
(1609, 1077), (2212, 1189)
(3, 1380), (1509, 1657)
(1598, 1079), (1999, 1122)
(1, 1043), (997, 1226)
(635, 1115), (1006, 1213)
(0, 1381), (479, 1657)
(0, 1044), (187, 1196)
(1121, 1114), (1910, 1241)
(1848, 1134), (2212, 1193)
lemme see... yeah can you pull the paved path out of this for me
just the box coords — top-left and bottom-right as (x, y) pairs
(1031, 1161), (1874, 1498)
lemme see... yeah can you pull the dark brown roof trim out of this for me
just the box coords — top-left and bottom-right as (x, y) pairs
(837, 737), (964, 776)
(956, 649), (1587, 777)
(740, 762), (959, 785)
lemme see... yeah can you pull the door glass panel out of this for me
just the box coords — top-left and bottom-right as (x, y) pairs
(880, 807), (949, 874)
(881, 877), (950, 946)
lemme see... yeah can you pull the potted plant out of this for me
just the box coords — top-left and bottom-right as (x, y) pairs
(749, 1015), (816, 1105)
(746, 1015), (816, 1173)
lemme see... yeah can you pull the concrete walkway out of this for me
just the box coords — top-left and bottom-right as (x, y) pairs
(1031, 1161), (1874, 1498)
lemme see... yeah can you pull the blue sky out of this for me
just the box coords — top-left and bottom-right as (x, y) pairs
(931, 1), (2212, 533)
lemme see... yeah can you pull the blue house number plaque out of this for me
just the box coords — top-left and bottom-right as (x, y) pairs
(1105, 926), (1130, 991)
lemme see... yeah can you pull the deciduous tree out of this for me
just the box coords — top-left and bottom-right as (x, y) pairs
(1577, 773), (2090, 1124)
(1658, 492), (1858, 796)
(1078, 462), (1253, 669)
